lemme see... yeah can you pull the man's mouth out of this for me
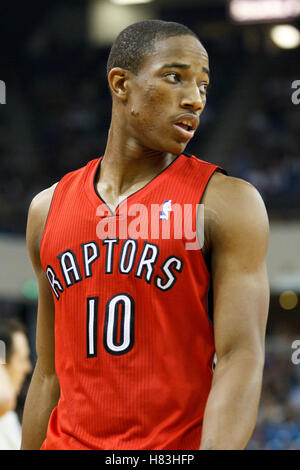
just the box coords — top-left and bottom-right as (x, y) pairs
(173, 122), (195, 139)
(173, 116), (199, 140)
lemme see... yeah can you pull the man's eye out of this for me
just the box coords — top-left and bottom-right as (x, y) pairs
(199, 83), (208, 94)
(165, 73), (180, 83)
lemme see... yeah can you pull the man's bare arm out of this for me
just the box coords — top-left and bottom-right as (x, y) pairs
(21, 184), (60, 450)
(199, 174), (269, 450)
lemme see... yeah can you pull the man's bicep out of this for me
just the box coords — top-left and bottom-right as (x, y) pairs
(212, 262), (269, 361)
(35, 271), (57, 376)
(26, 189), (57, 377)
(209, 179), (270, 361)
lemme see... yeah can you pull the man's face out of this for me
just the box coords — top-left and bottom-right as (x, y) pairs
(6, 332), (32, 395)
(126, 34), (210, 155)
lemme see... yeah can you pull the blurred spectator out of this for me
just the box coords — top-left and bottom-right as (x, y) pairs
(0, 317), (32, 450)
(247, 327), (300, 450)
(231, 52), (300, 217)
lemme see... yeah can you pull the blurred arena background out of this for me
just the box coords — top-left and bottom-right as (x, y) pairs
(0, 0), (300, 450)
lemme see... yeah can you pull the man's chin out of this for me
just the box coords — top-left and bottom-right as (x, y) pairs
(166, 141), (188, 156)
(140, 137), (188, 157)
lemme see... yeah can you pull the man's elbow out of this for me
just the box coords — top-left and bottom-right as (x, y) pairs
(216, 347), (265, 373)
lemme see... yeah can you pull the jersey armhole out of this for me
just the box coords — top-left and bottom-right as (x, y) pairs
(196, 166), (227, 326)
(198, 166), (228, 326)
(196, 167), (223, 272)
(197, 165), (228, 267)
(39, 182), (60, 268)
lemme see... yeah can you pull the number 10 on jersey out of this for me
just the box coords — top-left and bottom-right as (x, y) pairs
(86, 294), (135, 357)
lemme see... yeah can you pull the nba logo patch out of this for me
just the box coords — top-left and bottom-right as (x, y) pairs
(160, 200), (172, 220)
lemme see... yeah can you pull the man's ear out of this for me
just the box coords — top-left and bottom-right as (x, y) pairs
(108, 67), (130, 101)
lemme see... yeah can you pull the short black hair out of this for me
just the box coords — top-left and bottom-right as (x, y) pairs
(107, 19), (200, 76)
(0, 317), (26, 364)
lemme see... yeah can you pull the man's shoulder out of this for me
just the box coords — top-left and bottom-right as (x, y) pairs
(28, 158), (99, 215)
(204, 171), (263, 208)
(26, 183), (59, 266)
(202, 172), (269, 245)
(29, 182), (59, 220)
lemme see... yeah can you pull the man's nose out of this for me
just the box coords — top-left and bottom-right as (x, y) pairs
(180, 85), (205, 113)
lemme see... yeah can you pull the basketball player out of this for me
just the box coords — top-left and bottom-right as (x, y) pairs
(21, 20), (269, 450)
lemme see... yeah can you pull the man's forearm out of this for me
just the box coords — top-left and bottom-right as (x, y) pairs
(200, 351), (264, 450)
(21, 361), (60, 450)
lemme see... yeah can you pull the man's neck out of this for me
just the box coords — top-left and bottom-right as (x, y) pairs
(98, 123), (177, 196)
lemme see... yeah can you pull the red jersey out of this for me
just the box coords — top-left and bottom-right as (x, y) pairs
(39, 153), (224, 450)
